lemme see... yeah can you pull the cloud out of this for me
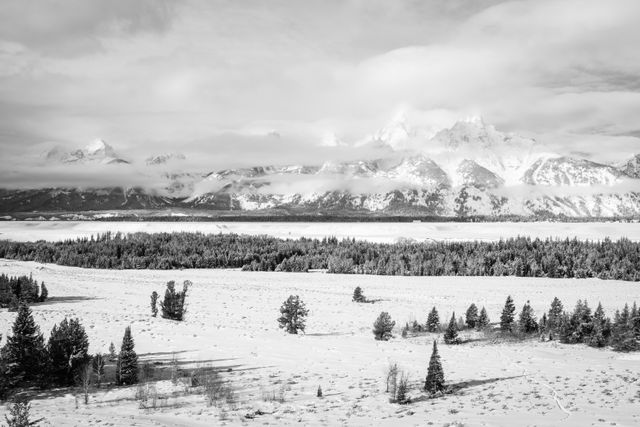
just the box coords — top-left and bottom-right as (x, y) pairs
(0, 0), (639, 190)
(0, 0), (179, 56)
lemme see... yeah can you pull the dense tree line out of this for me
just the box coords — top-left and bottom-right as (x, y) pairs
(1, 232), (639, 280)
(0, 273), (48, 308)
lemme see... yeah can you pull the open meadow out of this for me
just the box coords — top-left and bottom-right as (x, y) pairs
(0, 259), (638, 426)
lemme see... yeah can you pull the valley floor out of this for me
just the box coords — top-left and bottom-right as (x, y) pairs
(0, 260), (638, 426)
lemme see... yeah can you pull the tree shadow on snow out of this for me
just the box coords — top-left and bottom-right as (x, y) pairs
(34, 296), (99, 305)
(411, 375), (524, 403)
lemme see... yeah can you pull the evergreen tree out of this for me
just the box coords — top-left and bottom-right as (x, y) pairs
(539, 313), (547, 332)
(3, 303), (46, 384)
(39, 282), (48, 302)
(372, 312), (395, 341)
(546, 297), (564, 338)
(116, 326), (138, 385)
(4, 401), (41, 427)
(108, 342), (117, 361)
(518, 301), (539, 334)
(278, 295), (309, 334)
(465, 303), (479, 329)
(411, 320), (423, 333)
(444, 313), (460, 344)
(426, 307), (440, 332)
(500, 295), (516, 333)
(424, 340), (445, 394)
(159, 280), (190, 321)
(150, 291), (158, 317)
(476, 306), (490, 330)
(352, 286), (366, 303)
(47, 317), (90, 385)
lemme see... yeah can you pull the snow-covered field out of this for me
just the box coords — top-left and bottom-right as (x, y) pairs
(1, 220), (640, 243)
(1, 260), (638, 426)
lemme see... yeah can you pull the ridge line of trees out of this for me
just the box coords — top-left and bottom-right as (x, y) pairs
(1, 233), (639, 281)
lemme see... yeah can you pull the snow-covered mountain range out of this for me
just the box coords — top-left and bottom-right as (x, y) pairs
(2, 118), (639, 218)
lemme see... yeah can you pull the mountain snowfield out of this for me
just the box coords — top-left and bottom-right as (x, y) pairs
(3, 118), (639, 217)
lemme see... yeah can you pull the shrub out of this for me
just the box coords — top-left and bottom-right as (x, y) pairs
(373, 312), (395, 341)
(277, 295), (309, 334)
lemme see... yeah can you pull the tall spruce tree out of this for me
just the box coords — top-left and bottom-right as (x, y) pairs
(39, 282), (48, 302)
(444, 313), (460, 344)
(3, 303), (46, 384)
(476, 306), (490, 330)
(47, 317), (90, 385)
(424, 340), (445, 394)
(116, 326), (138, 385)
(426, 307), (440, 332)
(465, 304), (479, 329)
(500, 296), (516, 333)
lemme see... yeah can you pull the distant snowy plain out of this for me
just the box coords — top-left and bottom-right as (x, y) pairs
(1, 220), (639, 243)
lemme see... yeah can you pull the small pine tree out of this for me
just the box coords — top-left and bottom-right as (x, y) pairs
(373, 312), (395, 341)
(426, 307), (440, 332)
(465, 303), (479, 329)
(395, 373), (410, 404)
(116, 326), (138, 385)
(500, 295), (516, 333)
(539, 312), (547, 332)
(401, 323), (409, 338)
(352, 286), (366, 303)
(108, 342), (117, 361)
(444, 313), (460, 344)
(317, 385), (323, 398)
(424, 340), (445, 394)
(4, 303), (47, 384)
(476, 306), (490, 330)
(150, 291), (158, 317)
(547, 297), (563, 338)
(4, 401), (42, 427)
(411, 320), (422, 333)
(39, 282), (48, 302)
(518, 301), (539, 334)
(278, 295), (309, 334)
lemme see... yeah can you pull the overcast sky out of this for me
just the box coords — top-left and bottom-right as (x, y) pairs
(1, 0), (639, 171)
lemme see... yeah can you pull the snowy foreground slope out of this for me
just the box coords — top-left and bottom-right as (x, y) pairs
(1, 220), (640, 243)
(0, 260), (638, 426)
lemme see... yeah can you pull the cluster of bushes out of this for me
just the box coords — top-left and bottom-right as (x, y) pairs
(1, 233), (639, 280)
(0, 303), (139, 400)
(0, 274), (48, 309)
